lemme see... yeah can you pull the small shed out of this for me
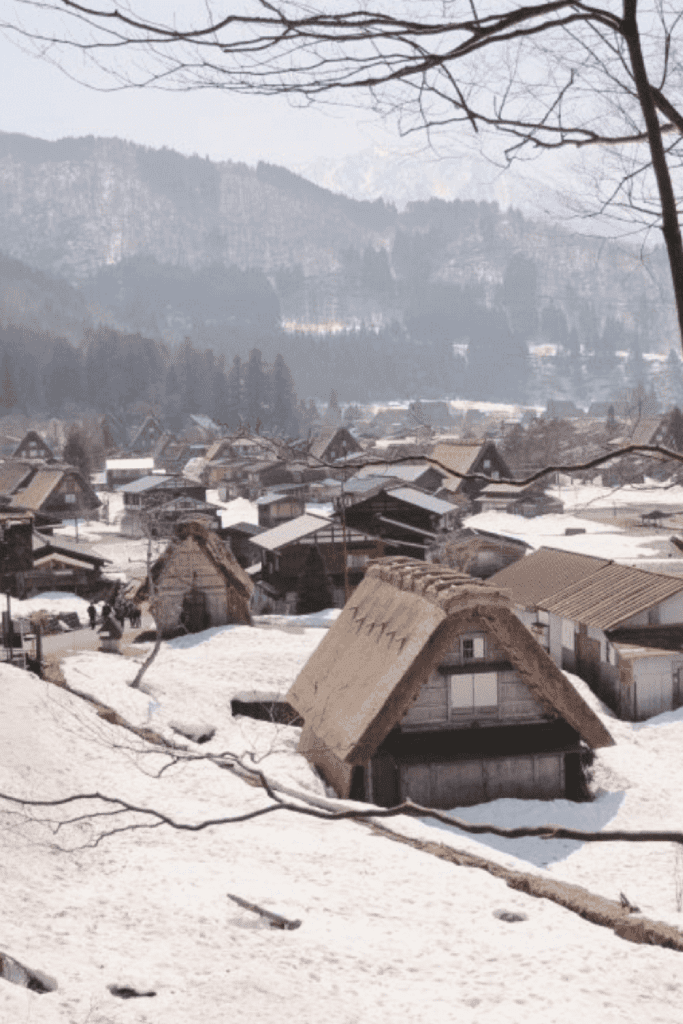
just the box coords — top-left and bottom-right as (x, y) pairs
(139, 519), (254, 637)
(286, 557), (613, 807)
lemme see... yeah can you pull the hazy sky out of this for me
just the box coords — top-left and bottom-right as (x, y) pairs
(0, 29), (387, 166)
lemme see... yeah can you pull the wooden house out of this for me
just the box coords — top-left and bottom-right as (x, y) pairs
(429, 440), (512, 500)
(99, 412), (129, 453)
(0, 463), (100, 522)
(251, 513), (385, 611)
(179, 414), (222, 444)
(349, 460), (447, 494)
(490, 547), (683, 720)
(286, 557), (613, 806)
(119, 475), (207, 537)
(128, 415), (165, 455)
(308, 426), (362, 466)
(137, 519), (254, 637)
(428, 527), (530, 579)
(105, 457), (155, 489)
(256, 492), (307, 529)
(12, 431), (55, 462)
(341, 485), (460, 560)
(22, 532), (110, 598)
(220, 522), (266, 569)
(0, 508), (34, 594)
(408, 400), (453, 428)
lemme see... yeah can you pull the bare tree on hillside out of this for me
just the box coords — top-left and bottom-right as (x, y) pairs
(5, 2), (683, 347)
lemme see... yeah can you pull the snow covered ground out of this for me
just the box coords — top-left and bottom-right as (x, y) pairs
(465, 509), (676, 563)
(3, 618), (683, 1022)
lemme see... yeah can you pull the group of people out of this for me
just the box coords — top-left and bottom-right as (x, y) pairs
(87, 598), (142, 632)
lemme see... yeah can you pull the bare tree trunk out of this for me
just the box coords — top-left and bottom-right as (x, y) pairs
(624, 0), (683, 353)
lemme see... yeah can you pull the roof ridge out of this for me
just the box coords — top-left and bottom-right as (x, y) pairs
(365, 556), (510, 612)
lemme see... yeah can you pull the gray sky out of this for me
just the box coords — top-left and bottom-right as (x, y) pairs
(0, 29), (385, 166)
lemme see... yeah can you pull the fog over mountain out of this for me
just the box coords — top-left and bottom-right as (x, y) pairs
(0, 130), (681, 410)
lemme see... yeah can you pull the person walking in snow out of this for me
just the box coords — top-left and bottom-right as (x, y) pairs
(87, 602), (97, 630)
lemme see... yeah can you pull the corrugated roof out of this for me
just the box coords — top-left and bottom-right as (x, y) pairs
(251, 513), (333, 551)
(488, 547), (611, 608)
(543, 563), (683, 630)
(353, 461), (435, 482)
(387, 486), (457, 515)
(118, 475), (167, 494)
(252, 513), (376, 552)
(33, 531), (110, 565)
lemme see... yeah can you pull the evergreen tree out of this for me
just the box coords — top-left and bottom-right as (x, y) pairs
(271, 353), (299, 437)
(63, 426), (92, 479)
(666, 407), (683, 452)
(244, 348), (268, 428)
(326, 389), (341, 425)
(225, 355), (243, 429)
(0, 351), (17, 412)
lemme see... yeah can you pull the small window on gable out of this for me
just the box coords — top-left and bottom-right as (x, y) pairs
(461, 635), (485, 660)
(483, 459), (491, 470)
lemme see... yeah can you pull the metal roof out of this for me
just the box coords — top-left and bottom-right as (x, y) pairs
(353, 461), (436, 482)
(251, 513), (377, 552)
(250, 513), (335, 551)
(386, 486), (457, 515)
(543, 563), (683, 630)
(117, 475), (167, 494)
(222, 521), (265, 536)
(488, 547), (611, 608)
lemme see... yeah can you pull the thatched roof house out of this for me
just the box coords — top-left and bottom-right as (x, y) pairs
(286, 557), (613, 807)
(137, 519), (254, 637)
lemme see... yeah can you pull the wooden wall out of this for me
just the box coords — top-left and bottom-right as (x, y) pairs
(397, 752), (565, 808)
(151, 536), (246, 634)
(401, 627), (549, 730)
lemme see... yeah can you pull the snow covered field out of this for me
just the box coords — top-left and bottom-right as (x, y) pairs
(3, 618), (683, 1023)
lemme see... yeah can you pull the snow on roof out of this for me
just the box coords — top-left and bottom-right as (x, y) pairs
(106, 457), (155, 470)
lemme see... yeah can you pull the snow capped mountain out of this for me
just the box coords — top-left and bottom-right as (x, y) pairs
(296, 143), (569, 218)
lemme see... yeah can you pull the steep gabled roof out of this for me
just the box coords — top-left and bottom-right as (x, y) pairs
(286, 556), (613, 771)
(0, 462), (34, 496)
(137, 519), (254, 601)
(11, 469), (65, 511)
(308, 426), (361, 463)
(12, 430), (54, 461)
(488, 547), (611, 608)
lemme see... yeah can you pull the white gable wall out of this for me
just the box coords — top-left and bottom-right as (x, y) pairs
(618, 589), (683, 628)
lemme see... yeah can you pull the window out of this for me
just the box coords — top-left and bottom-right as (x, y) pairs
(461, 635), (485, 660)
(449, 672), (498, 714)
(64, 493), (76, 504)
(347, 552), (370, 569)
(483, 459), (491, 470)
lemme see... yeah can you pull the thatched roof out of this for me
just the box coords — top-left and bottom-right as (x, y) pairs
(286, 556), (613, 774)
(136, 518), (254, 601)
